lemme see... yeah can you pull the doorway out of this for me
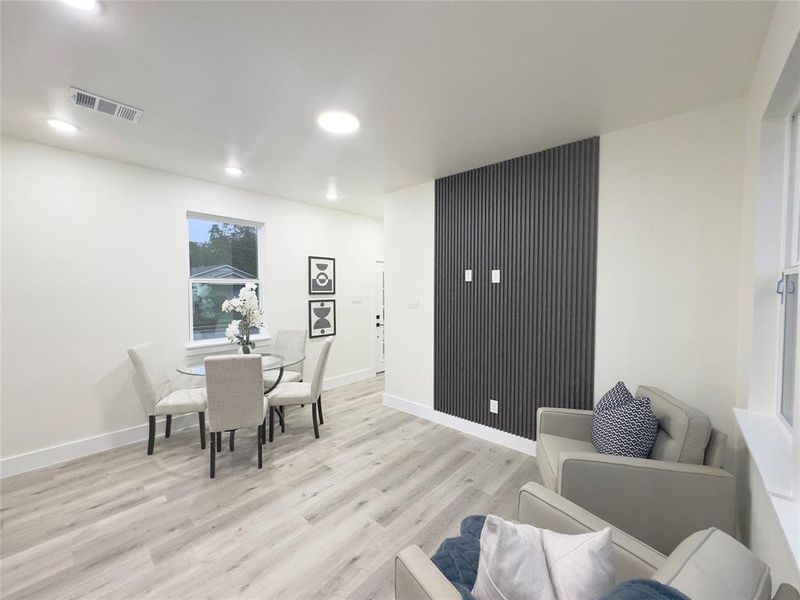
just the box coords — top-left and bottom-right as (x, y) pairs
(373, 260), (385, 374)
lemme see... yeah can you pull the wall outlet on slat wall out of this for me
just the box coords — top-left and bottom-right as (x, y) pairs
(489, 399), (498, 414)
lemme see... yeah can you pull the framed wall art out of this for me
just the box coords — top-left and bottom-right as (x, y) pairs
(308, 256), (335, 295)
(308, 299), (336, 338)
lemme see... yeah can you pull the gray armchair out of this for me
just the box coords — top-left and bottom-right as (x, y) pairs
(395, 483), (791, 600)
(536, 385), (737, 555)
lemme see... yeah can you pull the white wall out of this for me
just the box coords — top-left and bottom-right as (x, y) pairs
(383, 181), (435, 408)
(1, 137), (383, 460)
(596, 99), (746, 467)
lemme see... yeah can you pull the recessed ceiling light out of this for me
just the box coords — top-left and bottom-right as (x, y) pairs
(225, 166), (244, 177)
(317, 111), (360, 135)
(325, 191), (340, 201)
(60, 0), (100, 11)
(46, 118), (79, 134)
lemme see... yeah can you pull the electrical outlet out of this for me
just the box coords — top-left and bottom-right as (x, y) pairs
(489, 399), (498, 414)
(491, 269), (501, 284)
(465, 269), (473, 282)
(408, 297), (420, 309)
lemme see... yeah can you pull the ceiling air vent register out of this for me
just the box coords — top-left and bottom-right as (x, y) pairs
(69, 87), (144, 124)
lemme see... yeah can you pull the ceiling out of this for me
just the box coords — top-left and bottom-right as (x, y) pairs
(1, 1), (775, 219)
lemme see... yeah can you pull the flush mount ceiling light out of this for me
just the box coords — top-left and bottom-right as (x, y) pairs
(317, 111), (360, 135)
(325, 191), (340, 201)
(46, 118), (79, 134)
(225, 166), (244, 177)
(60, 0), (100, 11)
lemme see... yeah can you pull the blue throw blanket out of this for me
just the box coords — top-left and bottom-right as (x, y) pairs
(429, 516), (691, 600)
(430, 515), (484, 600)
(601, 579), (691, 600)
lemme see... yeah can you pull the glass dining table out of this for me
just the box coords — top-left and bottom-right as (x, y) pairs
(177, 348), (305, 394)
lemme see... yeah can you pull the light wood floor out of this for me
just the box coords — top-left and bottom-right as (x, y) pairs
(0, 375), (540, 600)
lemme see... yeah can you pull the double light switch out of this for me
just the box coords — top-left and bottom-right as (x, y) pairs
(464, 269), (501, 283)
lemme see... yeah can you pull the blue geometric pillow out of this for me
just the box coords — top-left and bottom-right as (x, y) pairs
(592, 382), (659, 458)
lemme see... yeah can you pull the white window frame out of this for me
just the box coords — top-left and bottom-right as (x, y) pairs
(776, 107), (800, 431)
(186, 211), (267, 349)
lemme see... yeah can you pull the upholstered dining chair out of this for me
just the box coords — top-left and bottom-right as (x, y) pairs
(263, 329), (307, 388)
(266, 336), (334, 442)
(127, 342), (208, 455)
(204, 355), (268, 478)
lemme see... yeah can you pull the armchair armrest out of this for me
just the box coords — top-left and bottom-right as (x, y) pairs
(558, 452), (737, 555)
(395, 545), (461, 600)
(518, 483), (664, 582)
(536, 407), (593, 441)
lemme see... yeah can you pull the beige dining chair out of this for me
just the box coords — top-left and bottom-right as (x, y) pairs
(263, 329), (307, 388)
(204, 354), (268, 478)
(266, 337), (334, 442)
(128, 341), (208, 455)
(263, 329), (308, 435)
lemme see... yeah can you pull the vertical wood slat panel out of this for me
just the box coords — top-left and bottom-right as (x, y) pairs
(434, 137), (599, 439)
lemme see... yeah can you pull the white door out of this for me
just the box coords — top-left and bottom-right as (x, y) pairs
(374, 261), (385, 373)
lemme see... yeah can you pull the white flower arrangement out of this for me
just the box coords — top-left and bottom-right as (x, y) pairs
(222, 283), (266, 353)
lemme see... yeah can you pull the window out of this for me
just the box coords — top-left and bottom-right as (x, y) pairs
(187, 214), (263, 344)
(778, 111), (800, 426)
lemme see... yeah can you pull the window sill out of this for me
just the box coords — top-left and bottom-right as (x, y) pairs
(185, 335), (271, 356)
(733, 408), (799, 572)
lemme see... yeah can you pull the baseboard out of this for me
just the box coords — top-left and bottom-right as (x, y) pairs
(0, 414), (198, 479)
(383, 393), (537, 456)
(1, 369), (378, 479)
(322, 368), (375, 390)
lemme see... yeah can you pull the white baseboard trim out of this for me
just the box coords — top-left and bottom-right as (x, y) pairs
(322, 368), (375, 390)
(1, 368), (379, 479)
(383, 393), (537, 456)
(0, 413), (198, 479)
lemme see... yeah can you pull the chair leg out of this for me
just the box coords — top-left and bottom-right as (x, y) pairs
(147, 415), (156, 455)
(257, 425), (263, 469)
(312, 403), (320, 439)
(209, 432), (216, 479)
(229, 430), (235, 452)
(317, 396), (323, 425)
(199, 412), (206, 449)
(165, 414), (172, 438)
(269, 407), (275, 443)
(216, 432), (222, 452)
(261, 418), (266, 445)
(279, 406), (286, 433)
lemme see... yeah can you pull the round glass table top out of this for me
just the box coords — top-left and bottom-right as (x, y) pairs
(177, 349), (305, 376)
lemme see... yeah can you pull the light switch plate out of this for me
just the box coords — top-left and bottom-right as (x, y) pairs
(491, 269), (501, 284)
(489, 399), (499, 414)
(465, 269), (472, 282)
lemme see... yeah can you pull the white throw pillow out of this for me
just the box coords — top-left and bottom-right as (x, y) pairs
(472, 514), (557, 600)
(542, 528), (615, 600)
(472, 514), (614, 600)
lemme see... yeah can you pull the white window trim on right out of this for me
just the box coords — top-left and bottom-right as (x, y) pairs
(776, 108), (800, 432)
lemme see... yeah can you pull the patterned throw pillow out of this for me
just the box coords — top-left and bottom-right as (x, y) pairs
(592, 381), (659, 458)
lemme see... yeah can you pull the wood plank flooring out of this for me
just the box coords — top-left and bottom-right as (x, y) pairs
(0, 375), (540, 600)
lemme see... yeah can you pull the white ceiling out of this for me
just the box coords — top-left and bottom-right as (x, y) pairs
(1, 1), (775, 219)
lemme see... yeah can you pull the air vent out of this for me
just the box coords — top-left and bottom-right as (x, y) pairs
(69, 87), (143, 124)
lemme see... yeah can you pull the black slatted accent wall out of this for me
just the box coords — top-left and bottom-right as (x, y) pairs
(434, 137), (599, 440)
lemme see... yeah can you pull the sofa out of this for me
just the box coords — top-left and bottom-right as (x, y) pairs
(536, 385), (736, 554)
(395, 483), (798, 600)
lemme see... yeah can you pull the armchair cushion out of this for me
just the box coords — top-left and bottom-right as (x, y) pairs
(652, 528), (771, 600)
(537, 433), (596, 490)
(638, 386), (711, 465)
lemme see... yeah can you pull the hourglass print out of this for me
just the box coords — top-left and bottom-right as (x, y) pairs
(308, 299), (336, 338)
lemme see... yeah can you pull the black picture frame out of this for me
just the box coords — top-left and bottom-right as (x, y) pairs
(308, 299), (336, 338)
(308, 256), (336, 295)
